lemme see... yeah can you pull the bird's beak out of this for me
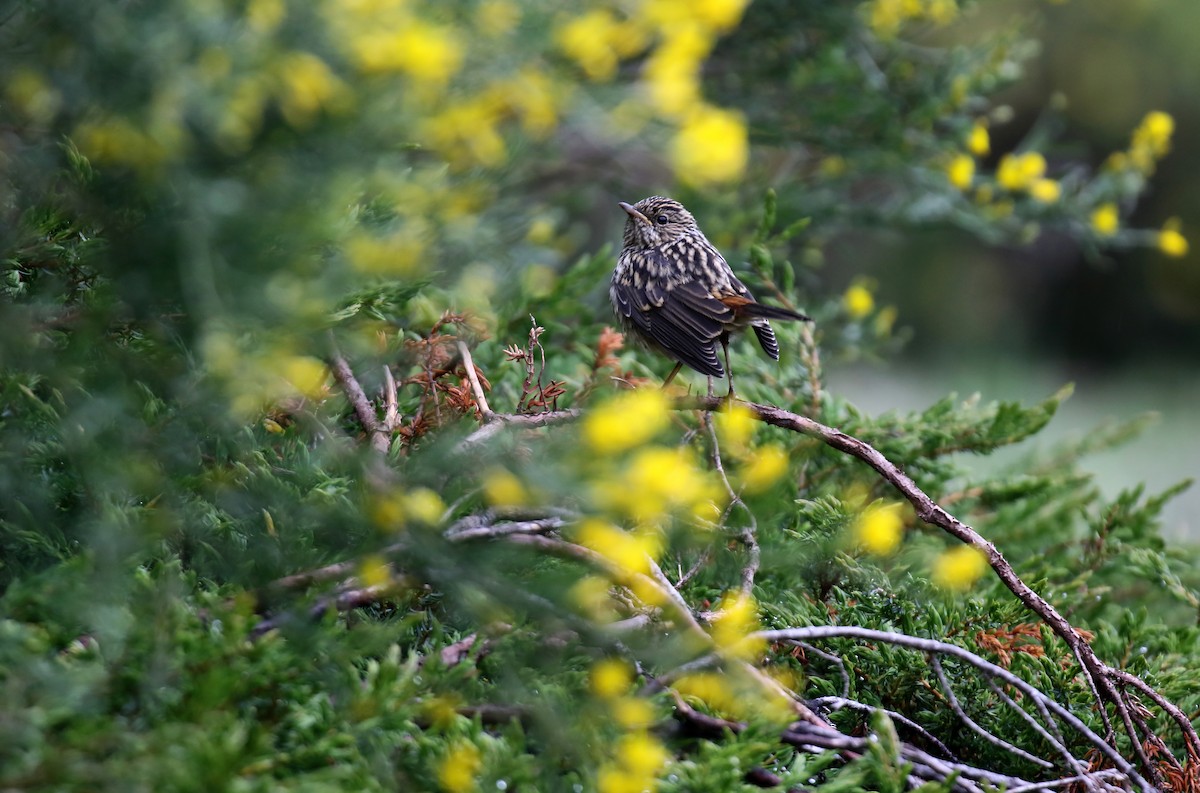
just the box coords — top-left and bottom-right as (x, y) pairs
(618, 201), (651, 225)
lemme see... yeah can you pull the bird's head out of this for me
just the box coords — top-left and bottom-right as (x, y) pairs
(618, 196), (700, 249)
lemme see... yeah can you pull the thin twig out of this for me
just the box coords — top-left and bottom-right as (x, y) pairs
(457, 340), (493, 420)
(929, 655), (1053, 769)
(328, 336), (390, 454)
(758, 626), (1151, 792)
(456, 408), (583, 450)
(699, 410), (759, 594)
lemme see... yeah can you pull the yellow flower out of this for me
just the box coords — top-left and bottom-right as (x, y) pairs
(345, 231), (425, 275)
(350, 22), (463, 84)
(673, 671), (742, 716)
(611, 696), (656, 729)
(996, 152), (1046, 192)
(436, 741), (482, 793)
(482, 468), (528, 507)
(615, 732), (670, 776)
(593, 446), (717, 522)
(670, 105), (748, 186)
(736, 443), (789, 494)
(967, 120), (990, 157)
(710, 591), (766, 660)
(575, 519), (661, 576)
(278, 355), (328, 398)
(404, 488), (446, 525)
(644, 26), (711, 118)
(1131, 110), (1174, 160)
(854, 501), (904, 556)
(932, 545), (989, 590)
(843, 279), (875, 318)
(276, 51), (348, 128)
(596, 765), (647, 793)
(1029, 178), (1061, 204)
(946, 153), (974, 190)
(1158, 220), (1189, 258)
(556, 10), (621, 81)
(358, 554), (391, 588)
(1090, 203), (1119, 237)
(6, 68), (62, 124)
(583, 389), (671, 454)
(692, 0), (752, 31)
(714, 402), (756, 456)
(421, 99), (507, 167)
(569, 575), (617, 621)
(590, 658), (634, 699)
(369, 492), (406, 530)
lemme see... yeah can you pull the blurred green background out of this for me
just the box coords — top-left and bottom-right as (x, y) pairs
(822, 0), (1200, 538)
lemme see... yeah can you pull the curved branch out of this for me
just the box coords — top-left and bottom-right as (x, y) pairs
(685, 394), (1195, 785)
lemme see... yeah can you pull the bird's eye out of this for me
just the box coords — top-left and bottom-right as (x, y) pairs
(656, 215), (669, 224)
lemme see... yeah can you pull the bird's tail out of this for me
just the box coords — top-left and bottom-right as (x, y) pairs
(743, 302), (811, 322)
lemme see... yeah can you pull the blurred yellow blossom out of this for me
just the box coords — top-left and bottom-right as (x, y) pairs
(843, 279), (875, 319)
(614, 732), (670, 777)
(996, 152), (1046, 192)
(946, 153), (974, 190)
(583, 389), (671, 454)
(967, 120), (990, 156)
(277, 52), (349, 128)
(1090, 203), (1119, 237)
(345, 231), (425, 275)
(422, 99), (506, 167)
(74, 116), (168, 170)
(594, 446), (719, 521)
(346, 20), (463, 84)
(369, 492), (406, 530)
(575, 519), (661, 576)
(590, 658), (634, 699)
(692, 0), (752, 30)
(482, 468), (528, 507)
(673, 671), (744, 717)
(503, 68), (561, 137)
(556, 10), (622, 81)
(1029, 178), (1061, 204)
(643, 26), (712, 117)
(932, 545), (989, 590)
(404, 488), (446, 525)
(711, 591), (766, 660)
(436, 741), (482, 793)
(570, 575), (618, 621)
(736, 444), (789, 494)
(611, 696), (656, 729)
(358, 554), (391, 588)
(670, 105), (748, 186)
(1130, 110), (1174, 171)
(278, 355), (328, 399)
(854, 501), (904, 556)
(714, 402), (756, 456)
(6, 68), (62, 124)
(1158, 219), (1189, 257)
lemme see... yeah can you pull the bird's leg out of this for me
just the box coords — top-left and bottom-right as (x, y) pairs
(720, 332), (736, 401)
(661, 361), (684, 390)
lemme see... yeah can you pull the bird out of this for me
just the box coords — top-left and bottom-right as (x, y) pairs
(610, 196), (811, 396)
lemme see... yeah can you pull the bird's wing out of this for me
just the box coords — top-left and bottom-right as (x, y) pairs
(612, 261), (728, 377)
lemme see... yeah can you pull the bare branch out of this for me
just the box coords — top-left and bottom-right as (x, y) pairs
(457, 339), (493, 420)
(328, 337), (390, 454)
